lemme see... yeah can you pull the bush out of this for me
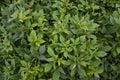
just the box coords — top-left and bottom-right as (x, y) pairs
(0, 0), (120, 80)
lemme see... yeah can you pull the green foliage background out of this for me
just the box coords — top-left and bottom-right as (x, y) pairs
(0, 0), (120, 80)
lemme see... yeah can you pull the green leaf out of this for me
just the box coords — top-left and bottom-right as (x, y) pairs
(52, 11), (59, 20)
(80, 35), (86, 43)
(8, 10), (19, 22)
(0, 26), (6, 32)
(44, 63), (52, 72)
(94, 73), (99, 78)
(70, 63), (76, 70)
(78, 66), (87, 78)
(95, 51), (108, 57)
(39, 45), (46, 54)
(47, 47), (55, 57)
(28, 30), (37, 42)
(11, 59), (15, 67)
(46, 57), (55, 62)
(35, 38), (45, 46)
(90, 60), (100, 67)
(5, 60), (10, 66)
(116, 47), (120, 54)
(20, 60), (27, 66)
(30, 45), (38, 54)
(25, 20), (31, 28)
(102, 46), (112, 52)
(106, 26), (118, 34)
(60, 34), (65, 43)
(63, 51), (68, 58)
(53, 69), (60, 80)
(59, 67), (65, 74)
(96, 67), (104, 73)
(37, 55), (46, 61)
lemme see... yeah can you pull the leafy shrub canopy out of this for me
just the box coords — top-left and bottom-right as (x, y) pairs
(0, 0), (120, 80)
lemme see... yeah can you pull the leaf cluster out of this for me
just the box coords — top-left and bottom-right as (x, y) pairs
(0, 0), (120, 80)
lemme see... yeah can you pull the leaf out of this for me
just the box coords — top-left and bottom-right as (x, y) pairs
(11, 59), (15, 67)
(90, 60), (100, 67)
(53, 69), (60, 80)
(87, 69), (94, 76)
(25, 20), (31, 28)
(95, 51), (108, 57)
(31, 23), (38, 28)
(106, 26), (118, 34)
(94, 73), (99, 78)
(60, 34), (65, 43)
(0, 26), (6, 32)
(44, 63), (52, 72)
(96, 67), (104, 73)
(78, 66), (87, 78)
(20, 60), (27, 66)
(47, 47), (55, 57)
(80, 0), (86, 5)
(39, 45), (46, 54)
(38, 17), (43, 24)
(102, 46), (112, 52)
(5, 60), (10, 66)
(80, 61), (89, 67)
(52, 11), (59, 20)
(59, 67), (65, 74)
(35, 38), (45, 46)
(8, 10), (19, 22)
(30, 45), (38, 54)
(70, 69), (76, 76)
(38, 55), (46, 61)
(93, 5), (100, 10)
(70, 63), (76, 70)
(20, 0), (25, 7)
(28, 30), (37, 42)
(116, 47), (120, 54)
(80, 35), (86, 43)
(63, 51), (68, 58)
(63, 14), (70, 25)
(46, 57), (55, 62)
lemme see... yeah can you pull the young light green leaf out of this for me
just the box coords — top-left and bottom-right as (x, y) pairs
(46, 57), (55, 62)
(35, 38), (45, 46)
(64, 51), (68, 58)
(28, 30), (37, 42)
(95, 51), (107, 57)
(60, 34), (65, 43)
(47, 47), (55, 57)
(20, 60), (27, 66)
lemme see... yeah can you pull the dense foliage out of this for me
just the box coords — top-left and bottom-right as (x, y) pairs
(0, 0), (120, 80)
